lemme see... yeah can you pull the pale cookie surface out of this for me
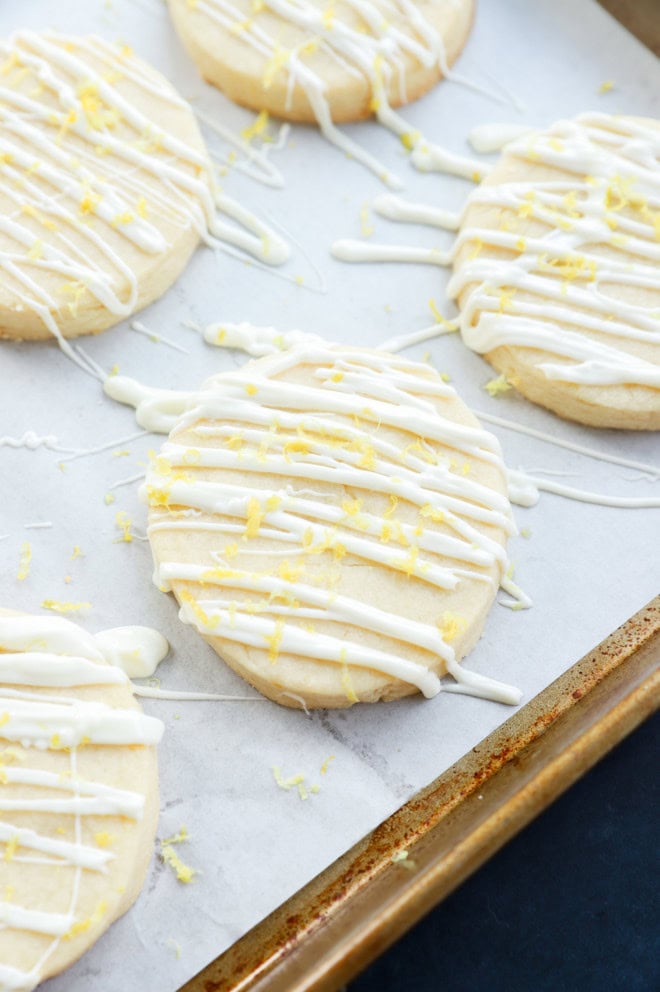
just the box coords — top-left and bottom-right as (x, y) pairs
(145, 343), (519, 710)
(168, 0), (474, 124)
(450, 113), (660, 430)
(0, 610), (164, 992)
(0, 31), (213, 343)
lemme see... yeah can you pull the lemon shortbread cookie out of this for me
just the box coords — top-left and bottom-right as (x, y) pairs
(0, 31), (213, 344)
(144, 342), (521, 709)
(168, 0), (474, 124)
(0, 610), (164, 990)
(450, 113), (660, 430)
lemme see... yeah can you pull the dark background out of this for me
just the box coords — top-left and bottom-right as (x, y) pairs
(348, 711), (659, 992)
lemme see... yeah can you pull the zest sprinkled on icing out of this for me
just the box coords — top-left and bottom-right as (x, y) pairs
(0, 31), (288, 372)
(143, 344), (523, 705)
(451, 114), (660, 391)
(198, 320), (322, 355)
(0, 614), (164, 991)
(180, 0), (487, 188)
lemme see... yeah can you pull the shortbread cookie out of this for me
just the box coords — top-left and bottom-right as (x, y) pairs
(450, 113), (660, 430)
(0, 31), (213, 342)
(0, 610), (164, 990)
(168, 0), (475, 124)
(145, 343), (520, 709)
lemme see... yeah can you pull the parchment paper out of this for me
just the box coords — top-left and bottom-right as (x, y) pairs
(0, 0), (658, 989)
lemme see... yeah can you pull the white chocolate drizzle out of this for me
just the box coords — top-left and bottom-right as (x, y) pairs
(0, 30), (289, 371)
(195, 107), (290, 189)
(0, 432), (69, 453)
(199, 321), (322, 355)
(507, 468), (660, 509)
(144, 344), (523, 705)
(334, 114), (660, 395)
(468, 122), (532, 154)
(451, 114), (660, 390)
(189, 0), (489, 187)
(92, 626), (169, 678)
(103, 375), (196, 434)
(0, 614), (165, 989)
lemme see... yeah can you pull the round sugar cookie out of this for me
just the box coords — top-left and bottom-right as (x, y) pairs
(0, 610), (164, 989)
(145, 342), (519, 709)
(0, 31), (213, 342)
(168, 0), (475, 124)
(450, 113), (660, 430)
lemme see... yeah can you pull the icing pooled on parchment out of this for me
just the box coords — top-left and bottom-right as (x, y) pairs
(0, 613), (165, 991)
(144, 343), (522, 706)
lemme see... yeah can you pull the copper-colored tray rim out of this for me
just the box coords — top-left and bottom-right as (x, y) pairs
(182, 596), (660, 992)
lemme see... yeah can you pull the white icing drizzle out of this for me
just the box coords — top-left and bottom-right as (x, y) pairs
(380, 320), (458, 353)
(0, 432), (69, 453)
(332, 241), (451, 265)
(334, 114), (660, 395)
(0, 824), (110, 872)
(0, 614), (165, 987)
(103, 375), (196, 434)
(0, 30), (289, 369)
(468, 122), (532, 153)
(131, 320), (190, 355)
(195, 107), (289, 188)
(93, 626), (169, 678)
(200, 321), (322, 355)
(108, 471), (146, 491)
(144, 344), (523, 705)
(191, 0), (489, 187)
(332, 192), (460, 265)
(373, 193), (462, 230)
(58, 429), (149, 465)
(132, 685), (268, 702)
(475, 411), (660, 478)
(450, 114), (660, 389)
(507, 468), (660, 509)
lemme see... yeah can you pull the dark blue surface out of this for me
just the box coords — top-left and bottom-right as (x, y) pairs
(349, 712), (659, 992)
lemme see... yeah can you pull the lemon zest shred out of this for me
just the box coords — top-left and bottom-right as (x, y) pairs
(42, 599), (91, 614)
(484, 375), (513, 397)
(17, 542), (31, 581)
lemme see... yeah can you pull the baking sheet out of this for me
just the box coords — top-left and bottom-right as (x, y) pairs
(0, 1), (658, 990)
